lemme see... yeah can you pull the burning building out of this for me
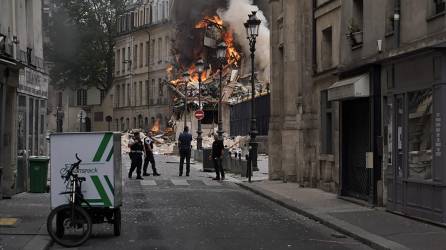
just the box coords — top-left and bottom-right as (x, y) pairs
(167, 0), (271, 138)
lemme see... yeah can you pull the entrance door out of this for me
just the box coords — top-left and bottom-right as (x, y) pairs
(342, 98), (371, 200)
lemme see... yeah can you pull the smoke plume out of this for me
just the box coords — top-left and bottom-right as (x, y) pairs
(218, 0), (270, 82)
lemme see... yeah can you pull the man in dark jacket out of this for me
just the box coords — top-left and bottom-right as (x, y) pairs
(143, 131), (160, 176)
(211, 134), (225, 180)
(178, 126), (193, 176)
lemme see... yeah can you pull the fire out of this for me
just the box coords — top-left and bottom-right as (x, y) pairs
(166, 64), (174, 79)
(151, 119), (161, 134)
(195, 16), (224, 29)
(223, 31), (241, 65)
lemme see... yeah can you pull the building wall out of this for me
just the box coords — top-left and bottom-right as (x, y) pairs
(0, 0), (47, 197)
(112, 0), (173, 132)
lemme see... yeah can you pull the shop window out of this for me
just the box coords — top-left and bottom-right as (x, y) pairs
(408, 89), (433, 180)
(320, 90), (333, 154)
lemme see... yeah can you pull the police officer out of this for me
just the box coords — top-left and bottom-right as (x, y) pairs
(143, 131), (160, 176)
(128, 132), (144, 180)
(178, 126), (192, 176)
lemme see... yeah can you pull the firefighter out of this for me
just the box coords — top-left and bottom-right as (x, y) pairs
(128, 132), (144, 180)
(143, 131), (160, 176)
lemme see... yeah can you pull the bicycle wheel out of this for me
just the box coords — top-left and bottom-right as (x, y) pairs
(47, 204), (92, 247)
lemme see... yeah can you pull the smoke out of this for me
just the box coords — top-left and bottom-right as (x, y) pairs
(218, 0), (270, 82)
(172, 0), (227, 67)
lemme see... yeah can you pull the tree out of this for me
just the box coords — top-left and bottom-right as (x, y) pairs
(48, 0), (127, 90)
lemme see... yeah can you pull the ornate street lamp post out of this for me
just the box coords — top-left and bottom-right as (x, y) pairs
(196, 59), (205, 150)
(244, 11), (261, 183)
(216, 42), (227, 141)
(182, 71), (190, 129)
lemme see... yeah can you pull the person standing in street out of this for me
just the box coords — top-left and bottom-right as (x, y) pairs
(128, 132), (144, 180)
(143, 131), (160, 176)
(211, 134), (225, 181)
(178, 126), (193, 176)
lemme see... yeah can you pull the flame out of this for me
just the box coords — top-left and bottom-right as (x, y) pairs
(223, 31), (241, 66)
(151, 119), (161, 133)
(195, 16), (224, 29)
(166, 64), (174, 79)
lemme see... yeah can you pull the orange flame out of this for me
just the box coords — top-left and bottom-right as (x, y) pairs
(223, 31), (241, 65)
(151, 119), (161, 133)
(195, 16), (224, 29)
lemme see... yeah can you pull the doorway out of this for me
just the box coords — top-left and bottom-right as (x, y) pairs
(342, 98), (371, 200)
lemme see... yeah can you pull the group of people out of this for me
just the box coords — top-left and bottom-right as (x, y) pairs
(128, 126), (225, 181)
(128, 131), (160, 180)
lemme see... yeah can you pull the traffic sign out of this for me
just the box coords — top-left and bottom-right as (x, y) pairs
(195, 110), (205, 120)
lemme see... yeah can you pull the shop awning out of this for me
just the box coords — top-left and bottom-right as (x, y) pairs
(327, 74), (370, 101)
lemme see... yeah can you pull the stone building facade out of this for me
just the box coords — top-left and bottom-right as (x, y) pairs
(269, 0), (446, 224)
(113, 0), (173, 132)
(1, 0), (48, 197)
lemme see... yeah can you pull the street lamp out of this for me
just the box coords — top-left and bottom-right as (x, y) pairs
(244, 11), (261, 183)
(182, 71), (190, 129)
(196, 58), (205, 150)
(216, 42), (227, 141)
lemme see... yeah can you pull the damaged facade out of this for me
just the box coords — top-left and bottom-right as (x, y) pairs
(269, 0), (446, 224)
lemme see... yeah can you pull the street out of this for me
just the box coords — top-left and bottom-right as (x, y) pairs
(51, 155), (370, 250)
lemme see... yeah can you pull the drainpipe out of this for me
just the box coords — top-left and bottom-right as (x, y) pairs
(394, 0), (401, 48)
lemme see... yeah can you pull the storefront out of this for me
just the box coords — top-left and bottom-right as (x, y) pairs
(17, 68), (49, 156)
(328, 68), (382, 204)
(383, 50), (446, 223)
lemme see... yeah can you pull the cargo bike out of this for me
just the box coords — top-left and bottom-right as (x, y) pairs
(47, 133), (123, 247)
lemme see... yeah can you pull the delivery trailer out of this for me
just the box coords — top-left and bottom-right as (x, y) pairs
(49, 132), (122, 236)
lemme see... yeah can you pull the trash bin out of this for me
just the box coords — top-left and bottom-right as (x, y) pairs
(28, 156), (49, 193)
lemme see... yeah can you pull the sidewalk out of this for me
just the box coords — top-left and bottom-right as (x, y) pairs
(237, 180), (446, 250)
(0, 193), (51, 250)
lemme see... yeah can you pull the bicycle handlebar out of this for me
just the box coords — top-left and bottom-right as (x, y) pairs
(64, 154), (82, 182)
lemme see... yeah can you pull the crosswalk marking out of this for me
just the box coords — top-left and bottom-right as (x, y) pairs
(140, 180), (157, 186)
(203, 180), (222, 186)
(171, 179), (190, 186)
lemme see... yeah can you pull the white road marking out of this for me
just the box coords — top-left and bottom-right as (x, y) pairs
(171, 179), (190, 186)
(140, 180), (157, 186)
(203, 180), (222, 186)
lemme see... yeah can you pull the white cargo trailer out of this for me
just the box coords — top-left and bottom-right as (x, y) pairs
(50, 132), (122, 209)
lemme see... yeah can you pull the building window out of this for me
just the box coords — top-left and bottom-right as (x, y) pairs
(58, 92), (63, 107)
(158, 38), (163, 63)
(150, 39), (155, 64)
(385, 0), (395, 34)
(408, 89), (433, 180)
(321, 27), (333, 70)
(139, 81), (143, 106)
(116, 49), (120, 74)
(127, 84), (131, 106)
(134, 44), (138, 69)
(146, 41), (149, 66)
(94, 112), (104, 122)
(165, 36), (170, 61)
(140, 42), (144, 68)
(321, 90), (333, 154)
(116, 85), (120, 107)
(133, 82), (137, 106)
(100, 90), (105, 103)
(127, 47), (131, 70)
(434, 0), (446, 15)
(122, 49), (126, 73)
(159, 78), (164, 96)
(77, 89), (87, 106)
(353, 0), (364, 30)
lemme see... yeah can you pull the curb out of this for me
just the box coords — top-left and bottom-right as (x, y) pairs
(236, 182), (409, 250)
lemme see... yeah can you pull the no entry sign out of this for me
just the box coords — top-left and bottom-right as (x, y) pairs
(195, 110), (205, 120)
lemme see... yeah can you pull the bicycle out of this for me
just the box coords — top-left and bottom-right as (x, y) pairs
(47, 154), (93, 247)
